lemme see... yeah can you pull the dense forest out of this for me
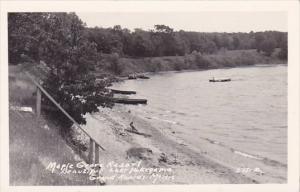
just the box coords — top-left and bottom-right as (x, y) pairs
(85, 25), (287, 58)
(8, 12), (288, 130)
(9, 13), (287, 65)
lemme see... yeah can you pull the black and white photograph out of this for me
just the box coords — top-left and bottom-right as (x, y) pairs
(0, 1), (299, 191)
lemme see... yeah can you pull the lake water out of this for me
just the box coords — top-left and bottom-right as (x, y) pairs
(112, 65), (287, 165)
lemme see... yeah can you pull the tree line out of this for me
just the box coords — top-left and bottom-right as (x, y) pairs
(85, 25), (287, 59)
(9, 13), (287, 66)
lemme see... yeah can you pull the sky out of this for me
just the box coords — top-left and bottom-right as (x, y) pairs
(76, 12), (287, 33)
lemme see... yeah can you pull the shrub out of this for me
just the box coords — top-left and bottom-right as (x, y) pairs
(195, 53), (210, 68)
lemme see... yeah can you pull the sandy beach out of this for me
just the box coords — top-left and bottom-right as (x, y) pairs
(78, 104), (286, 185)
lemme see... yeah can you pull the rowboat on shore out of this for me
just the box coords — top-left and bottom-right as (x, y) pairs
(209, 78), (231, 82)
(112, 98), (147, 105)
(128, 73), (150, 80)
(137, 74), (150, 79)
(128, 74), (137, 79)
(110, 89), (136, 95)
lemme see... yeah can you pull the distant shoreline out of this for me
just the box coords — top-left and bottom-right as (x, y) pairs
(145, 63), (287, 75)
(96, 49), (287, 79)
(112, 61), (287, 82)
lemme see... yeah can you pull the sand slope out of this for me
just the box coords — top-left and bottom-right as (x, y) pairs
(81, 105), (286, 184)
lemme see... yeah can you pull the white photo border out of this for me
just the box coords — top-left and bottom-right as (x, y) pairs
(0, 1), (299, 192)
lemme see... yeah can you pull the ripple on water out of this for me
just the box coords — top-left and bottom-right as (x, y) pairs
(112, 65), (287, 165)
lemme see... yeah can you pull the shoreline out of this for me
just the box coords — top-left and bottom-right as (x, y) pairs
(106, 49), (287, 78)
(78, 104), (287, 184)
(89, 64), (288, 184)
(114, 63), (287, 81)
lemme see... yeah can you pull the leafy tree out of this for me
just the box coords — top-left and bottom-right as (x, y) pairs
(233, 36), (240, 49)
(8, 13), (113, 132)
(85, 27), (123, 55)
(40, 13), (113, 129)
(278, 33), (288, 60)
(8, 13), (46, 64)
(152, 25), (180, 56)
(194, 52), (210, 68)
(260, 38), (277, 56)
(254, 32), (265, 53)
(108, 52), (122, 74)
(131, 29), (154, 57)
(154, 24), (174, 33)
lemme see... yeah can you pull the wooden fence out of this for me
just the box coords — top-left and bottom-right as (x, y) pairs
(25, 72), (104, 164)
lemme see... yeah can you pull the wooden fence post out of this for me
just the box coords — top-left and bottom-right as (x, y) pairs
(36, 87), (41, 117)
(95, 143), (99, 164)
(88, 138), (94, 164)
(25, 72), (106, 163)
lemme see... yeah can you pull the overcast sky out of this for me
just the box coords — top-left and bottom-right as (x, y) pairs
(76, 12), (287, 33)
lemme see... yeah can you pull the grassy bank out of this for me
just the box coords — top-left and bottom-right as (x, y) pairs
(97, 49), (286, 77)
(9, 65), (95, 185)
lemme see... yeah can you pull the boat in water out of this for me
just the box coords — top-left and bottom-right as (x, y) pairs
(209, 78), (231, 82)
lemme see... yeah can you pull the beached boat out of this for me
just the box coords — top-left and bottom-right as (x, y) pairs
(209, 78), (231, 82)
(128, 74), (137, 79)
(128, 73), (150, 79)
(110, 89), (136, 95)
(137, 74), (150, 79)
(113, 98), (147, 105)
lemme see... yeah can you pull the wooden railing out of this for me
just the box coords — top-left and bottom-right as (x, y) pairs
(25, 72), (104, 164)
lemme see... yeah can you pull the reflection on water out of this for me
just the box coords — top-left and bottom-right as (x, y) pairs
(112, 65), (287, 165)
